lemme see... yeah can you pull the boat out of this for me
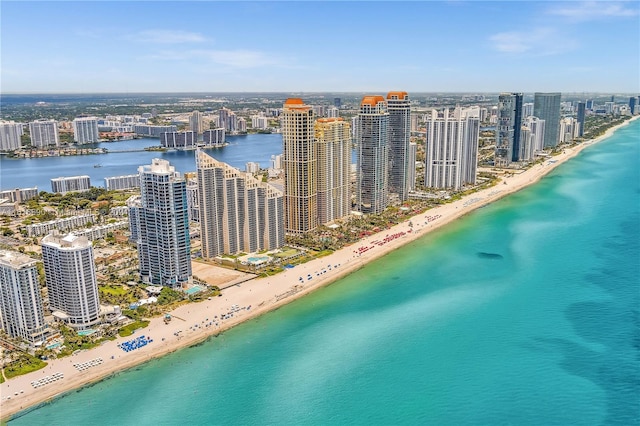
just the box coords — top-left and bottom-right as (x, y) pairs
(93, 164), (102, 168)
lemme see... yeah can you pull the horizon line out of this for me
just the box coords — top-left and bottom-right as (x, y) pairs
(2, 91), (638, 96)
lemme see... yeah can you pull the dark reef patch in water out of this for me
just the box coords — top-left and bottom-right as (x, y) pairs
(477, 252), (504, 260)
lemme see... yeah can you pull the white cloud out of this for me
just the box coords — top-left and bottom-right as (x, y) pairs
(489, 28), (577, 55)
(194, 49), (275, 68)
(547, 1), (638, 21)
(145, 49), (277, 69)
(489, 31), (534, 53)
(134, 30), (207, 44)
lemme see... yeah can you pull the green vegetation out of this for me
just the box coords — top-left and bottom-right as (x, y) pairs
(55, 324), (107, 356)
(122, 308), (143, 321)
(157, 287), (184, 305)
(118, 320), (150, 337)
(583, 115), (628, 140)
(187, 286), (221, 302)
(273, 248), (299, 259)
(59, 132), (74, 144)
(99, 284), (141, 305)
(259, 266), (284, 277)
(3, 353), (47, 379)
(314, 249), (334, 258)
(100, 285), (129, 296)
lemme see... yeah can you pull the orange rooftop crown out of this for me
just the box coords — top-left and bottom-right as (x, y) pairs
(284, 98), (305, 105)
(387, 91), (408, 100)
(360, 95), (386, 107)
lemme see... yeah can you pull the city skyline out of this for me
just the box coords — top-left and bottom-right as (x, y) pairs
(2, 1), (639, 94)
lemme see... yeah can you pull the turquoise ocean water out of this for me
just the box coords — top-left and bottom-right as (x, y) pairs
(11, 120), (639, 425)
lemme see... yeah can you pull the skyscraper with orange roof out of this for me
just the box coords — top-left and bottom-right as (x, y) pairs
(356, 95), (389, 214)
(387, 91), (411, 201)
(282, 98), (317, 234)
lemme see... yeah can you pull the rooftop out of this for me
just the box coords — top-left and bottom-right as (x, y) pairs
(361, 95), (386, 107)
(387, 91), (409, 100)
(0, 249), (38, 269)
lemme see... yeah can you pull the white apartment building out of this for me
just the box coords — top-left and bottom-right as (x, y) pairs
(0, 121), (24, 151)
(29, 120), (59, 147)
(408, 142), (417, 192)
(190, 111), (204, 134)
(424, 107), (480, 190)
(74, 221), (129, 241)
(196, 150), (284, 258)
(0, 187), (38, 203)
(51, 175), (91, 193)
(0, 250), (48, 343)
(131, 159), (191, 287)
(245, 162), (261, 174)
(314, 117), (351, 224)
(520, 116), (546, 161)
(203, 128), (226, 146)
(270, 154), (283, 170)
(42, 232), (101, 330)
(251, 115), (269, 129)
(73, 117), (100, 144)
(186, 178), (200, 222)
(26, 213), (96, 237)
(160, 131), (197, 148)
(105, 174), (140, 191)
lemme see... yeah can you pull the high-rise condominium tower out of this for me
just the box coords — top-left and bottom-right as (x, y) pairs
(495, 93), (523, 166)
(0, 250), (48, 343)
(196, 150), (284, 257)
(29, 120), (59, 147)
(424, 108), (480, 189)
(314, 117), (352, 224)
(576, 102), (586, 137)
(387, 91), (411, 201)
(408, 142), (417, 192)
(282, 98), (317, 234)
(190, 111), (204, 134)
(0, 121), (24, 151)
(357, 96), (389, 214)
(533, 92), (561, 148)
(132, 159), (191, 287)
(520, 116), (546, 161)
(42, 231), (101, 330)
(73, 117), (100, 144)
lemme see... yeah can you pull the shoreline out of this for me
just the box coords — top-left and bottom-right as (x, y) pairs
(1, 115), (638, 421)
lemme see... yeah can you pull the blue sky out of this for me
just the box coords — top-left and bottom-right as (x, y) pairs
(1, 1), (638, 93)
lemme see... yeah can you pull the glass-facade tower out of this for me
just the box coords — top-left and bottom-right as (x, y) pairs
(134, 159), (191, 287)
(534, 92), (562, 148)
(387, 91), (411, 201)
(357, 96), (389, 214)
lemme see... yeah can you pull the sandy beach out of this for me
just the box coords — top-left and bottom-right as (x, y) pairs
(1, 115), (637, 421)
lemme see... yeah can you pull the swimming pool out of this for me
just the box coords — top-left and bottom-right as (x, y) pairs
(185, 285), (206, 295)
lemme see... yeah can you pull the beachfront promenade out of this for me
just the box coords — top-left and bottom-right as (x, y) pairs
(1, 116), (637, 421)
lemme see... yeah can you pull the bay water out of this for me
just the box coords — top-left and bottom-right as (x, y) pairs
(0, 134), (284, 191)
(9, 120), (640, 425)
